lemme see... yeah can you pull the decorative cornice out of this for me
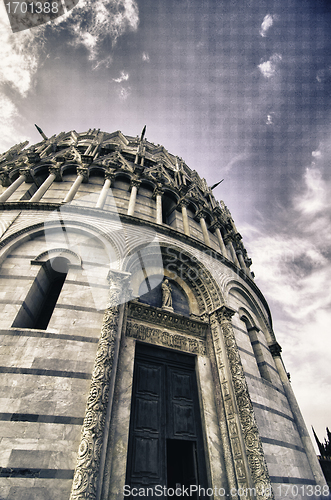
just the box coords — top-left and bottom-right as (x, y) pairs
(128, 301), (208, 338)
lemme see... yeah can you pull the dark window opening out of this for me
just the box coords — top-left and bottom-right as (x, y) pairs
(12, 257), (69, 330)
(162, 193), (177, 225)
(167, 440), (199, 498)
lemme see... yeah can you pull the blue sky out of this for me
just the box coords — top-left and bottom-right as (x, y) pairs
(1, 0), (331, 450)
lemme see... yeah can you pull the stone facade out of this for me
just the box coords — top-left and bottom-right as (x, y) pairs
(0, 129), (326, 500)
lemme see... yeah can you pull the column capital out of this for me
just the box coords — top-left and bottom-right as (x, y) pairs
(213, 305), (236, 322)
(130, 178), (141, 189)
(269, 342), (282, 357)
(106, 270), (132, 307)
(48, 164), (62, 181)
(194, 208), (209, 222)
(76, 166), (89, 182)
(178, 198), (189, 208)
(245, 257), (252, 268)
(152, 184), (163, 198)
(19, 167), (34, 183)
(104, 171), (115, 182)
(223, 233), (233, 245)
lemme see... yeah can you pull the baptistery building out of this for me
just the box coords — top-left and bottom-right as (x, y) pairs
(0, 129), (326, 500)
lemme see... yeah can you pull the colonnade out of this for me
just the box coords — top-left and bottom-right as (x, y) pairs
(0, 166), (252, 276)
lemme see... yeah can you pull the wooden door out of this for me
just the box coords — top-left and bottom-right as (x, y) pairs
(125, 343), (208, 498)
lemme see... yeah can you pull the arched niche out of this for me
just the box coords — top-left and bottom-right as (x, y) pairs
(138, 274), (191, 317)
(124, 243), (223, 317)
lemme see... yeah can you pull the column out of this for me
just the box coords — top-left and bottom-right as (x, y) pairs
(224, 235), (240, 267)
(29, 166), (59, 203)
(270, 344), (327, 487)
(140, 146), (146, 167)
(96, 174), (112, 209)
(179, 200), (190, 236)
(63, 168), (88, 203)
(215, 226), (227, 256)
(0, 174), (26, 202)
(215, 306), (274, 499)
(199, 216), (211, 246)
(69, 270), (131, 500)
(236, 250), (251, 277)
(127, 181), (140, 216)
(155, 189), (163, 224)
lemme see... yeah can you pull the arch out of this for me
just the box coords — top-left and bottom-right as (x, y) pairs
(88, 166), (106, 178)
(33, 248), (82, 267)
(123, 242), (223, 315)
(225, 280), (273, 337)
(0, 219), (122, 272)
(238, 306), (256, 329)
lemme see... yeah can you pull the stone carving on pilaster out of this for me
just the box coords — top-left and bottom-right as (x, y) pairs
(126, 320), (207, 356)
(215, 305), (274, 500)
(209, 310), (249, 494)
(70, 270), (131, 500)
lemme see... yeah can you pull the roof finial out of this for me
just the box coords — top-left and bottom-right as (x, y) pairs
(35, 124), (48, 141)
(210, 179), (224, 190)
(140, 125), (146, 142)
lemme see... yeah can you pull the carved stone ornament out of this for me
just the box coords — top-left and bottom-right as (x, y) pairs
(215, 305), (274, 500)
(48, 164), (63, 181)
(77, 167), (89, 182)
(69, 270), (131, 500)
(268, 342), (282, 357)
(126, 320), (207, 356)
(128, 301), (208, 338)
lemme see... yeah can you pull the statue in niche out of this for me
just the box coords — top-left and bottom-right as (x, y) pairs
(161, 279), (173, 310)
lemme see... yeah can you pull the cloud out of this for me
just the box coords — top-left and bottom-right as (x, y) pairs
(0, 6), (44, 96)
(258, 53), (282, 79)
(0, 0), (139, 151)
(0, 5), (45, 150)
(0, 95), (26, 151)
(113, 70), (129, 83)
(142, 52), (150, 62)
(241, 145), (331, 443)
(118, 86), (131, 100)
(259, 14), (273, 37)
(55, 0), (139, 61)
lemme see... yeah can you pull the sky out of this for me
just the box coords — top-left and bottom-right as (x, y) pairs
(1, 0), (331, 452)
